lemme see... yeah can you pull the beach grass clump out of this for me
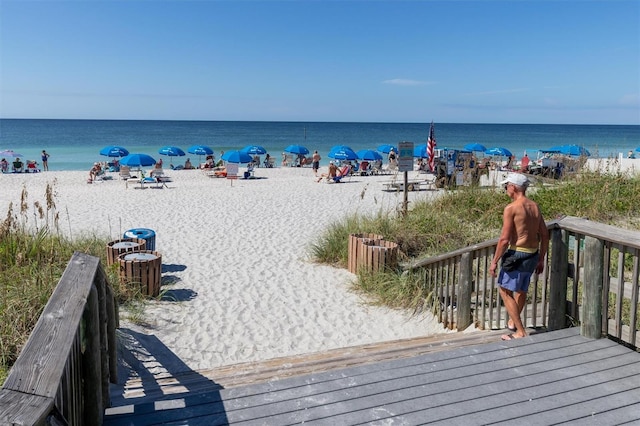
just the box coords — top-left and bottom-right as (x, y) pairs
(0, 184), (127, 385)
(533, 171), (640, 223)
(312, 173), (640, 315)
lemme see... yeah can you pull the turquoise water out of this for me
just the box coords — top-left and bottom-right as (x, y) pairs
(0, 119), (638, 171)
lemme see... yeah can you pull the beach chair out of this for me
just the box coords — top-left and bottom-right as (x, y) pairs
(358, 161), (372, 176)
(26, 160), (40, 173)
(332, 165), (351, 183)
(119, 166), (133, 180)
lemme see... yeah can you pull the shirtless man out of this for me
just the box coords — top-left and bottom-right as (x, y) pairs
(489, 173), (549, 341)
(316, 161), (339, 182)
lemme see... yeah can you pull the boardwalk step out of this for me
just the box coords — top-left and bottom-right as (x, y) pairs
(110, 329), (506, 407)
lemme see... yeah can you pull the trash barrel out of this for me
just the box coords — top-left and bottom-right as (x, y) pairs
(118, 250), (162, 297)
(123, 228), (156, 251)
(106, 238), (147, 266)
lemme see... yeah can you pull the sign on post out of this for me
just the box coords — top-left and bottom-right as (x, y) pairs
(398, 141), (414, 172)
(226, 163), (238, 180)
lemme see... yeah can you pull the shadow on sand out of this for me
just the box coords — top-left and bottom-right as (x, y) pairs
(105, 328), (228, 424)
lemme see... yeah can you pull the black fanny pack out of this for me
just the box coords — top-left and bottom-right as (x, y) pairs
(501, 250), (538, 272)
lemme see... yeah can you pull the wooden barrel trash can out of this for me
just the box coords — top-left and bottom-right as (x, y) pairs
(359, 239), (399, 273)
(348, 233), (384, 273)
(118, 250), (162, 297)
(106, 238), (147, 266)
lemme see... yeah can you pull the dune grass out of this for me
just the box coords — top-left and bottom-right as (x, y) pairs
(312, 170), (640, 310)
(0, 183), (143, 384)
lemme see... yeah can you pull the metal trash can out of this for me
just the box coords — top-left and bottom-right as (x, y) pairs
(123, 228), (156, 251)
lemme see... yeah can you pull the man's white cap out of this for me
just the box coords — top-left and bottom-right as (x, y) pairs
(500, 173), (529, 188)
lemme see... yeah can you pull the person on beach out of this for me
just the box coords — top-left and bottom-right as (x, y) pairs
(0, 158), (8, 173)
(628, 150), (636, 159)
(184, 158), (194, 169)
(316, 161), (339, 182)
(520, 153), (530, 171)
(388, 149), (397, 166)
(312, 150), (321, 175)
(41, 150), (50, 171)
(88, 162), (102, 182)
(489, 173), (549, 341)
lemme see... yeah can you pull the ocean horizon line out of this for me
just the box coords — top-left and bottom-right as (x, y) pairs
(1, 117), (638, 127)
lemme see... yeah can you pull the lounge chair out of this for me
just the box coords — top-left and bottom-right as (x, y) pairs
(332, 165), (351, 183)
(119, 166), (133, 180)
(358, 161), (372, 176)
(26, 160), (40, 173)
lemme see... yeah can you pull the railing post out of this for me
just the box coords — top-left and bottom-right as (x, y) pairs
(457, 252), (473, 330)
(582, 236), (604, 339)
(548, 228), (568, 330)
(83, 285), (104, 425)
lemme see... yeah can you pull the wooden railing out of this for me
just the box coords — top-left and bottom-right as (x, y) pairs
(0, 252), (118, 426)
(404, 216), (640, 348)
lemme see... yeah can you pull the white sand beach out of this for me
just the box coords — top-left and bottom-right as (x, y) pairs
(0, 166), (452, 373)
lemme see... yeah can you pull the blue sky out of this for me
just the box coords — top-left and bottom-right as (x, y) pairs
(1, 0), (638, 124)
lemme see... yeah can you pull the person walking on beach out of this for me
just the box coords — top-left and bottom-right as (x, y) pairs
(489, 173), (549, 341)
(312, 150), (321, 176)
(41, 150), (50, 171)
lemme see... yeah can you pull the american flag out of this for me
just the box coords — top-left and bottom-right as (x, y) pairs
(427, 121), (436, 172)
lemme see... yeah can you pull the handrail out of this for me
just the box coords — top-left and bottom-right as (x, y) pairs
(404, 216), (640, 348)
(0, 252), (118, 426)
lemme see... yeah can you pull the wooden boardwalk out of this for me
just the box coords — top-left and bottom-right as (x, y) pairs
(104, 328), (640, 425)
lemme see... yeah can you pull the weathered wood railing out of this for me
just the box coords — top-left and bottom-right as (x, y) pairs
(0, 252), (118, 425)
(404, 216), (640, 348)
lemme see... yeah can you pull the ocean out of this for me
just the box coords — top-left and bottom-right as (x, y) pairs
(0, 119), (638, 171)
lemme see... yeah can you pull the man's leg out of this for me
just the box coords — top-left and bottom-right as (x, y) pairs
(499, 287), (527, 339)
(507, 290), (528, 330)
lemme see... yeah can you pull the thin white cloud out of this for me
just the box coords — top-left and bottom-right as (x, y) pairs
(382, 79), (433, 86)
(618, 93), (639, 106)
(462, 88), (530, 97)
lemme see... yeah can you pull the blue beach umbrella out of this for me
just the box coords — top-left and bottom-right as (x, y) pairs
(187, 145), (214, 156)
(356, 149), (383, 161)
(284, 144), (309, 155)
(485, 147), (513, 158)
(241, 145), (267, 155)
(413, 144), (427, 158)
(99, 145), (129, 158)
(464, 143), (487, 152)
(549, 144), (590, 157)
(221, 150), (253, 164)
(635, 147), (640, 153)
(158, 146), (186, 157)
(119, 153), (157, 168)
(377, 144), (398, 154)
(328, 145), (358, 161)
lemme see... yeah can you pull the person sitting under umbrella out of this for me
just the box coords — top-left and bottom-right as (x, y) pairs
(12, 158), (24, 173)
(0, 158), (8, 173)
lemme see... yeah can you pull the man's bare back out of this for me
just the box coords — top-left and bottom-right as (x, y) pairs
(504, 197), (545, 250)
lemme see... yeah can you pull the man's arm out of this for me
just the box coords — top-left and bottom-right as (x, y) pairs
(489, 206), (514, 277)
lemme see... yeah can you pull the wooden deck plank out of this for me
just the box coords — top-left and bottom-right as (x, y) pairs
(104, 329), (640, 426)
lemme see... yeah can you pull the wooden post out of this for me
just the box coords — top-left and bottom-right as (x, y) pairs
(582, 236), (604, 339)
(105, 282), (119, 385)
(402, 171), (408, 216)
(457, 252), (473, 331)
(83, 285), (103, 426)
(548, 228), (568, 330)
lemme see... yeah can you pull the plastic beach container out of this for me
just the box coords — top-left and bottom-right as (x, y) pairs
(123, 228), (156, 251)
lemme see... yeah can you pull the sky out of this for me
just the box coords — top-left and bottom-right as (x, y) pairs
(0, 0), (638, 125)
